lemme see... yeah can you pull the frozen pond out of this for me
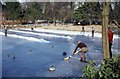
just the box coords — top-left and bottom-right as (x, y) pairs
(1, 28), (119, 77)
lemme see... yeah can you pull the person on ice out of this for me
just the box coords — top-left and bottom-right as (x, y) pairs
(4, 26), (8, 37)
(92, 27), (95, 37)
(108, 27), (114, 58)
(81, 26), (85, 33)
(73, 41), (88, 62)
(31, 28), (34, 31)
(3, 23), (8, 37)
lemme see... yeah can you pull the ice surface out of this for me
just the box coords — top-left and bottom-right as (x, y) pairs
(1, 28), (119, 77)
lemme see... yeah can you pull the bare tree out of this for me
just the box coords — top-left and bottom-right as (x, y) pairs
(43, 2), (75, 25)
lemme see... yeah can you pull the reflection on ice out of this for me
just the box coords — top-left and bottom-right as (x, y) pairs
(0, 32), (50, 43)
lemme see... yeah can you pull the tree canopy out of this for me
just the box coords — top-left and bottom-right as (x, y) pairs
(5, 2), (22, 20)
(1, 2), (120, 24)
(73, 2), (102, 20)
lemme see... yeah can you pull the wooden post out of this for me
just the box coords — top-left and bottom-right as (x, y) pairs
(102, 2), (110, 59)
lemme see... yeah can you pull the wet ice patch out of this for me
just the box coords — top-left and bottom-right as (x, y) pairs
(112, 49), (120, 54)
(0, 32), (50, 43)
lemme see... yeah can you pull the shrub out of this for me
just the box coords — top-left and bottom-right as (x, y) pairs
(82, 55), (120, 79)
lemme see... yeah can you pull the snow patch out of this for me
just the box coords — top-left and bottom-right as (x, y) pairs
(0, 32), (50, 43)
(23, 28), (79, 35)
(9, 30), (72, 39)
(22, 28), (111, 38)
(28, 28), (119, 39)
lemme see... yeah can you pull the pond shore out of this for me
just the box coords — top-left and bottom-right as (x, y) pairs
(38, 24), (102, 33)
(3, 24), (119, 34)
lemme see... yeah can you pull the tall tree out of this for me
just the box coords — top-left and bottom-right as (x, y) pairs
(25, 2), (42, 21)
(73, 2), (102, 21)
(109, 2), (115, 22)
(5, 2), (22, 20)
(58, 2), (75, 24)
(113, 1), (120, 23)
(102, 2), (110, 59)
(43, 2), (75, 25)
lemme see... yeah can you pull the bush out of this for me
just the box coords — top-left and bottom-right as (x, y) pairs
(82, 55), (120, 79)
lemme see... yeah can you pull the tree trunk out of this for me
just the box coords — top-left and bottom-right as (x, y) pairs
(102, 2), (110, 59)
(53, 18), (56, 26)
(63, 18), (66, 26)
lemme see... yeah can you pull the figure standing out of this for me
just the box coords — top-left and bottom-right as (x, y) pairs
(92, 27), (95, 37)
(31, 27), (34, 30)
(4, 23), (8, 37)
(108, 27), (114, 58)
(81, 26), (85, 34)
(82, 26), (85, 32)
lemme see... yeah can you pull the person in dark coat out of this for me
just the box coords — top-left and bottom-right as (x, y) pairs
(81, 26), (85, 33)
(4, 24), (8, 37)
(92, 27), (95, 37)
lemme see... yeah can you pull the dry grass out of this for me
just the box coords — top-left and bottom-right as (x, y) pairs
(39, 24), (102, 33)
(1, 24), (103, 33)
